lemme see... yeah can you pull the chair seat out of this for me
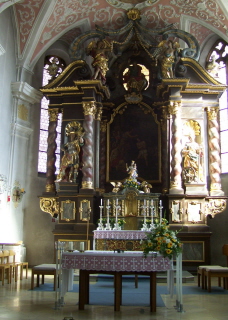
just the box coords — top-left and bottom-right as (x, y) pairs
(197, 265), (223, 289)
(31, 264), (58, 290)
(204, 267), (228, 292)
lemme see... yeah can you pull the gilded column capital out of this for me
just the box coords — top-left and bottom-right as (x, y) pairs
(206, 107), (218, 120)
(96, 106), (103, 121)
(168, 101), (182, 115)
(82, 101), (97, 116)
(48, 108), (59, 122)
(100, 120), (107, 132)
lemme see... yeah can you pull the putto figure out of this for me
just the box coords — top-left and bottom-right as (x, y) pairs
(86, 39), (113, 84)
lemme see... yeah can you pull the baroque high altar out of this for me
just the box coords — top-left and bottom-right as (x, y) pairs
(39, 9), (226, 267)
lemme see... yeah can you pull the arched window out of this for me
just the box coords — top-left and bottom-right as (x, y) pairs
(206, 40), (228, 173)
(38, 56), (66, 173)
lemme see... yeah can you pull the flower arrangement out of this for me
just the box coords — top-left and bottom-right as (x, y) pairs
(141, 218), (182, 259)
(122, 178), (141, 189)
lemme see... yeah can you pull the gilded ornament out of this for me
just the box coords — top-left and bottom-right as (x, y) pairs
(100, 120), (107, 132)
(206, 107), (218, 121)
(45, 183), (56, 192)
(40, 197), (59, 217)
(183, 120), (200, 136)
(48, 108), (59, 122)
(82, 181), (93, 189)
(82, 101), (97, 116)
(127, 8), (141, 21)
(207, 199), (226, 217)
(168, 101), (181, 115)
(96, 107), (103, 121)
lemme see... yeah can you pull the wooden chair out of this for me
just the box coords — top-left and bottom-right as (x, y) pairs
(8, 250), (28, 280)
(8, 250), (23, 282)
(0, 250), (12, 285)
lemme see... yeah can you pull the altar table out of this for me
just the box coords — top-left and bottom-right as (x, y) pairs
(61, 250), (172, 312)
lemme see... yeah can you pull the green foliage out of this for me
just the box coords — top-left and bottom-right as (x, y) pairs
(141, 218), (182, 259)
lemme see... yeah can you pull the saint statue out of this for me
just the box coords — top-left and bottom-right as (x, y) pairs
(56, 121), (84, 183)
(182, 132), (203, 183)
(86, 39), (113, 84)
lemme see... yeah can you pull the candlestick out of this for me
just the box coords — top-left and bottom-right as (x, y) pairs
(105, 200), (111, 230)
(159, 200), (163, 224)
(97, 203), (104, 230)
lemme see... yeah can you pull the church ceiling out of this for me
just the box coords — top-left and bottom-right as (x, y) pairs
(0, 0), (227, 68)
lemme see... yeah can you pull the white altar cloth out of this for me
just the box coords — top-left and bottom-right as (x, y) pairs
(93, 230), (147, 240)
(61, 250), (172, 272)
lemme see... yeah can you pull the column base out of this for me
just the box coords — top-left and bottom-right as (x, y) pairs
(169, 188), (184, 194)
(185, 183), (208, 196)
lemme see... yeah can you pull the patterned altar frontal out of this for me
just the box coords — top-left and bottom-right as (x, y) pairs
(62, 251), (172, 272)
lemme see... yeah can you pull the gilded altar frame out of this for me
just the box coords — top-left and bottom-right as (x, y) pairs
(79, 199), (91, 221)
(60, 199), (76, 222)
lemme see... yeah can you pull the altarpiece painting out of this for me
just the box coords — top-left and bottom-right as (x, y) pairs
(107, 104), (161, 183)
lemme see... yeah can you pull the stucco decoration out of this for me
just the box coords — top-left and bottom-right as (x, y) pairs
(106, 0), (159, 10)
(69, 10), (200, 61)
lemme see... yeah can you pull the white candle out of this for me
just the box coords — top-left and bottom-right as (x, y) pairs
(116, 198), (118, 205)
(144, 199), (146, 206)
(101, 198), (103, 206)
(80, 242), (84, 251)
(107, 199), (109, 206)
(69, 241), (73, 250)
(151, 200), (153, 206)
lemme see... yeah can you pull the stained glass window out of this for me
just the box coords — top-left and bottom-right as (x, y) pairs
(207, 40), (228, 173)
(38, 56), (65, 173)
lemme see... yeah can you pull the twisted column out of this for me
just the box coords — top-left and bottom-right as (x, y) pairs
(46, 108), (59, 192)
(168, 102), (184, 193)
(81, 101), (96, 189)
(206, 107), (224, 195)
(99, 120), (107, 190)
(160, 106), (169, 193)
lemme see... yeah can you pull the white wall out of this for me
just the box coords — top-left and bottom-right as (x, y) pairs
(0, 8), (21, 242)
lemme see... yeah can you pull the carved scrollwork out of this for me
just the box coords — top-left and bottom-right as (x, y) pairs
(206, 199), (227, 218)
(40, 197), (59, 217)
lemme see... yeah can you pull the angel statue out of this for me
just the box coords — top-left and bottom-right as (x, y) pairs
(141, 181), (152, 193)
(110, 181), (122, 193)
(86, 39), (113, 84)
(155, 39), (180, 79)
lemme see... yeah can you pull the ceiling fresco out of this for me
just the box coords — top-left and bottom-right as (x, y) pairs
(0, 0), (227, 68)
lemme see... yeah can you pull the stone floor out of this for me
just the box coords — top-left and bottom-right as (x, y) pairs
(0, 269), (228, 320)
